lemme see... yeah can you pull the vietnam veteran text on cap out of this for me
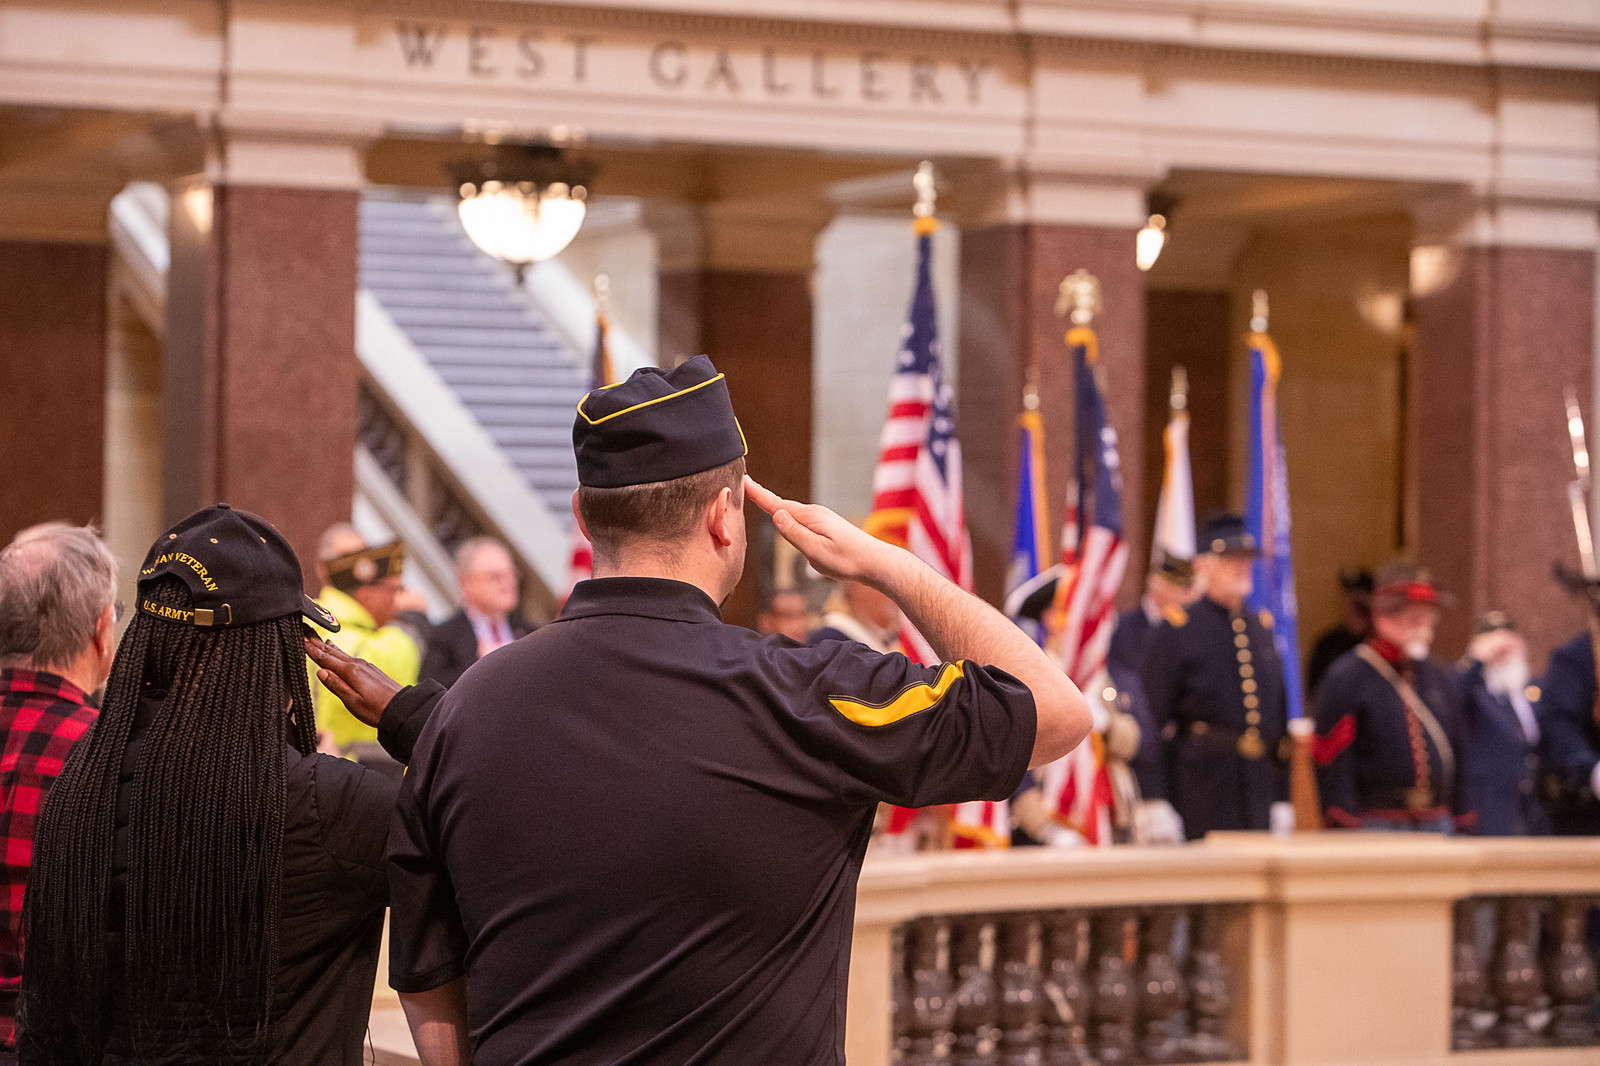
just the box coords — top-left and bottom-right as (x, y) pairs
(573, 354), (747, 489)
(139, 504), (338, 631)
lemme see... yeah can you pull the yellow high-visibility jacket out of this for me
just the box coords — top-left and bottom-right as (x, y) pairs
(308, 585), (421, 751)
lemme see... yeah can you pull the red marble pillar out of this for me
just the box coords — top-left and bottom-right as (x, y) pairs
(699, 270), (813, 629)
(1414, 245), (1596, 664)
(1145, 290), (1233, 524)
(0, 241), (108, 541)
(164, 184), (359, 588)
(958, 223), (1146, 608)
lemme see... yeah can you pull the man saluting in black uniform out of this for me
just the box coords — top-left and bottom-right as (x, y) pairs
(353, 356), (1090, 1066)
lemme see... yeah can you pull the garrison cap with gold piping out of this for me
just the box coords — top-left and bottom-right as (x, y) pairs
(573, 354), (747, 489)
(326, 541), (406, 594)
(138, 504), (339, 631)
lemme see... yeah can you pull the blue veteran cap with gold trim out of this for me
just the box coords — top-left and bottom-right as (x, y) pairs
(573, 354), (747, 488)
(137, 504), (339, 631)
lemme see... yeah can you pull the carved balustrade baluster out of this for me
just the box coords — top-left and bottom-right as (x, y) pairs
(892, 924), (908, 1065)
(1042, 912), (1095, 1066)
(1493, 897), (1550, 1047)
(1545, 896), (1599, 1047)
(951, 915), (1001, 1066)
(996, 914), (1046, 1066)
(1138, 907), (1187, 1063)
(1451, 899), (1493, 1051)
(1089, 910), (1137, 1066)
(905, 917), (955, 1066)
(1186, 905), (1237, 1063)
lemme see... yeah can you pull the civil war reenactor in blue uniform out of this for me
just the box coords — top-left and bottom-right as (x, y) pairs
(1458, 611), (1550, 835)
(1535, 623), (1600, 835)
(1141, 514), (1289, 840)
(1312, 562), (1473, 832)
(333, 355), (1091, 1065)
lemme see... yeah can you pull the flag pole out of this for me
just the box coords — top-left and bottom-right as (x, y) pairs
(1560, 386), (1600, 728)
(1251, 289), (1323, 830)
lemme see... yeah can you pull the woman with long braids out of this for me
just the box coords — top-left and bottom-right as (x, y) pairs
(18, 505), (440, 1066)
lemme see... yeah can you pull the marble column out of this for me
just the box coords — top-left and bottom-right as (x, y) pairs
(957, 176), (1149, 608)
(649, 199), (826, 629)
(0, 239), (110, 541)
(1412, 199), (1599, 663)
(163, 135), (365, 589)
(1144, 290), (1233, 526)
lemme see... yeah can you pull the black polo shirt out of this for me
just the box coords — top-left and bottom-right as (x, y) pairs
(388, 576), (1035, 1065)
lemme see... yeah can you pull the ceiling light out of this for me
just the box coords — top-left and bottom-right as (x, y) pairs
(451, 144), (595, 281)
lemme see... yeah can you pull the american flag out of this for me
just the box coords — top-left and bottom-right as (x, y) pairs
(865, 217), (973, 666)
(866, 217), (998, 847)
(1043, 326), (1129, 845)
(565, 307), (615, 598)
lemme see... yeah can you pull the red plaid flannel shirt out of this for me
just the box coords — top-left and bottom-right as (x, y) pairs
(0, 668), (98, 1050)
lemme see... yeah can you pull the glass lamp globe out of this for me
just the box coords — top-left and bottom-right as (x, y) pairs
(1136, 214), (1167, 272)
(457, 180), (588, 274)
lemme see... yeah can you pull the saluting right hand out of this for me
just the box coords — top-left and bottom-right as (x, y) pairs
(744, 476), (902, 588)
(305, 636), (402, 728)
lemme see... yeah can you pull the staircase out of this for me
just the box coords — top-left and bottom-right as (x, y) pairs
(108, 183), (643, 617)
(358, 194), (587, 519)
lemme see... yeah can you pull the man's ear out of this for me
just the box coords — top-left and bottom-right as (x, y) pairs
(571, 489), (592, 541)
(94, 602), (116, 659)
(708, 487), (738, 549)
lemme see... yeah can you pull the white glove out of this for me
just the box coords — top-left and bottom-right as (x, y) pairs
(1044, 824), (1088, 848)
(1270, 801), (1296, 836)
(1136, 799), (1185, 845)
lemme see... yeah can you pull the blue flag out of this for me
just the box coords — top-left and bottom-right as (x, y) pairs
(1246, 333), (1305, 720)
(1006, 405), (1050, 644)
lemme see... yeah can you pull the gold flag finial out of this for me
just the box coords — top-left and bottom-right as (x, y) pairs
(1170, 366), (1188, 412)
(1056, 269), (1101, 326)
(1251, 289), (1269, 333)
(912, 161), (937, 219)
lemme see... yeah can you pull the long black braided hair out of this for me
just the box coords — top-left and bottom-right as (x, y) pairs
(19, 576), (318, 1064)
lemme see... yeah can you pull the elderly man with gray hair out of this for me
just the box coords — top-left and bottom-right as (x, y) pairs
(420, 536), (531, 689)
(0, 523), (118, 1062)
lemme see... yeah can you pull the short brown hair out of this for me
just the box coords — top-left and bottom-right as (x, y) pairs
(578, 457), (746, 565)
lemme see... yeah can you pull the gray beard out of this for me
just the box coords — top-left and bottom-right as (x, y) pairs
(1484, 659), (1530, 696)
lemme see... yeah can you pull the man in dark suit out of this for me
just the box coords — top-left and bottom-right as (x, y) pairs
(1459, 611), (1549, 835)
(1537, 630), (1600, 835)
(420, 537), (532, 689)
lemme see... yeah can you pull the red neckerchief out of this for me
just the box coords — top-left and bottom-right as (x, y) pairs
(1364, 636), (1412, 679)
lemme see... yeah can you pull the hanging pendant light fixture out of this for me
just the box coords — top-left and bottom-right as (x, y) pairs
(1137, 191), (1178, 272)
(451, 143), (596, 282)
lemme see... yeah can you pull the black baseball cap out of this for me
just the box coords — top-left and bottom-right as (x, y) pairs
(573, 355), (747, 488)
(137, 504), (339, 631)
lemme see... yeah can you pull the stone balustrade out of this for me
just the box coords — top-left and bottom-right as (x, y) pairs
(848, 835), (1600, 1066)
(1451, 895), (1599, 1051)
(369, 835), (1600, 1065)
